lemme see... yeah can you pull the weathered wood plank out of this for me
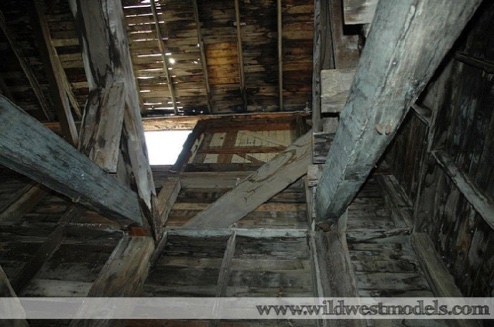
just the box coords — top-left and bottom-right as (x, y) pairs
(411, 233), (462, 297)
(0, 266), (29, 327)
(0, 96), (142, 224)
(315, 0), (482, 226)
(156, 177), (181, 235)
(343, 0), (378, 25)
(432, 150), (494, 231)
(0, 10), (53, 121)
(314, 230), (365, 327)
(184, 131), (312, 228)
(69, 236), (154, 327)
(78, 82), (125, 173)
(455, 52), (494, 74)
(71, 0), (156, 231)
(10, 206), (87, 294)
(33, 0), (79, 146)
(320, 69), (355, 113)
(312, 132), (334, 164)
(0, 184), (48, 223)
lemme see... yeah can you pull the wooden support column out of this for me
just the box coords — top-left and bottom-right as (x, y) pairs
(315, 0), (482, 226)
(312, 0), (335, 131)
(0, 266), (29, 327)
(70, 0), (157, 232)
(192, 0), (212, 113)
(0, 11), (53, 121)
(70, 236), (154, 327)
(185, 131), (312, 228)
(150, 0), (178, 114)
(33, 0), (80, 146)
(0, 96), (142, 224)
(277, 0), (283, 111)
(234, 0), (247, 109)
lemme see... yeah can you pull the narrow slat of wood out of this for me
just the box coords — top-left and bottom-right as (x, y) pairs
(433, 150), (494, 230)
(33, 0), (79, 146)
(10, 206), (87, 293)
(0, 266), (29, 326)
(150, 0), (178, 114)
(316, 0), (483, 226)
(0, 184), (48, 223)
(0, 10), (53, 121)
(69, 236), (154, 327)
(320, 69), (355, 113)
(0, 96), (142, 224)
(455, 52), (494, 74)
(375, 174), (413, 228)
(184, 131), (312, 228)
(277, 0), (283, 111)
(234, 0), (247, 109)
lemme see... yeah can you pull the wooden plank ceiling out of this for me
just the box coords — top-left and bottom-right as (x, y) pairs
(0, 0), (313, 123)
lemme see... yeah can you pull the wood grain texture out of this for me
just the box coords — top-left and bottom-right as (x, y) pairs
(315, 0), (482, 226)
(343, 0), (378, 25)
(184, 131), (311, 228)
(320, 69), (355, 113)
(70, 236), (154, 327)
(0, 96), (142, 224)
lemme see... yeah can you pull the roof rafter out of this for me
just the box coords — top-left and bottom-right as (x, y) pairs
(192, 0), (212, 113)
(234, 0), (247, 110)
(150, 0), (178, 115)
(277, 0), (283, 111)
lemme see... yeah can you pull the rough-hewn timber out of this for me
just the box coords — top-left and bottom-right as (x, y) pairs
(315, 0), (482, 226)
(184, 131), (312, 228)
(0, 96), (142, 224)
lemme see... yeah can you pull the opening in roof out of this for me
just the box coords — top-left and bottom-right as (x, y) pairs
(144, 130), (191, 165)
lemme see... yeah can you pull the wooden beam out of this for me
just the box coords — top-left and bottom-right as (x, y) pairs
(432, 150), (494, 230)
(0, 184), (48, 223)
(277, 0), (283, 111)
(343, 0), (378, 25)
(234, 0), (247, 109)
(33, 0), (79, 146)
(69, 236), (154, 327)
(315, 0), (482, 226)
(78, 82), (125, 173)
(156, 176), (181, 236)
(184, 131), (311, 228)
(455, 52), (494, 74)
(150, 0), (178, 114)
(192, 0), (212, 113)
(312, 0), (335, 131)
(411, 233), (478, 327)
(0, 10), (53, 121)
(313, 230), (365, 327)
(10, 206), (86, 293)
(0, 266), (29, 327)
(0, 95), (142, 224)
(71, 0), (157, 232)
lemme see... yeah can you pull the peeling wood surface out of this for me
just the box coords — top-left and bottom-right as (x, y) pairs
(184, 131), (311, 228)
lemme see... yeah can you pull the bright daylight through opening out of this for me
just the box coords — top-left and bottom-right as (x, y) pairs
(144, 130), (191, 165)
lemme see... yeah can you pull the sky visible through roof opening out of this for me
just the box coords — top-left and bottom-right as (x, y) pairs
(144, 130), (191, 165)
